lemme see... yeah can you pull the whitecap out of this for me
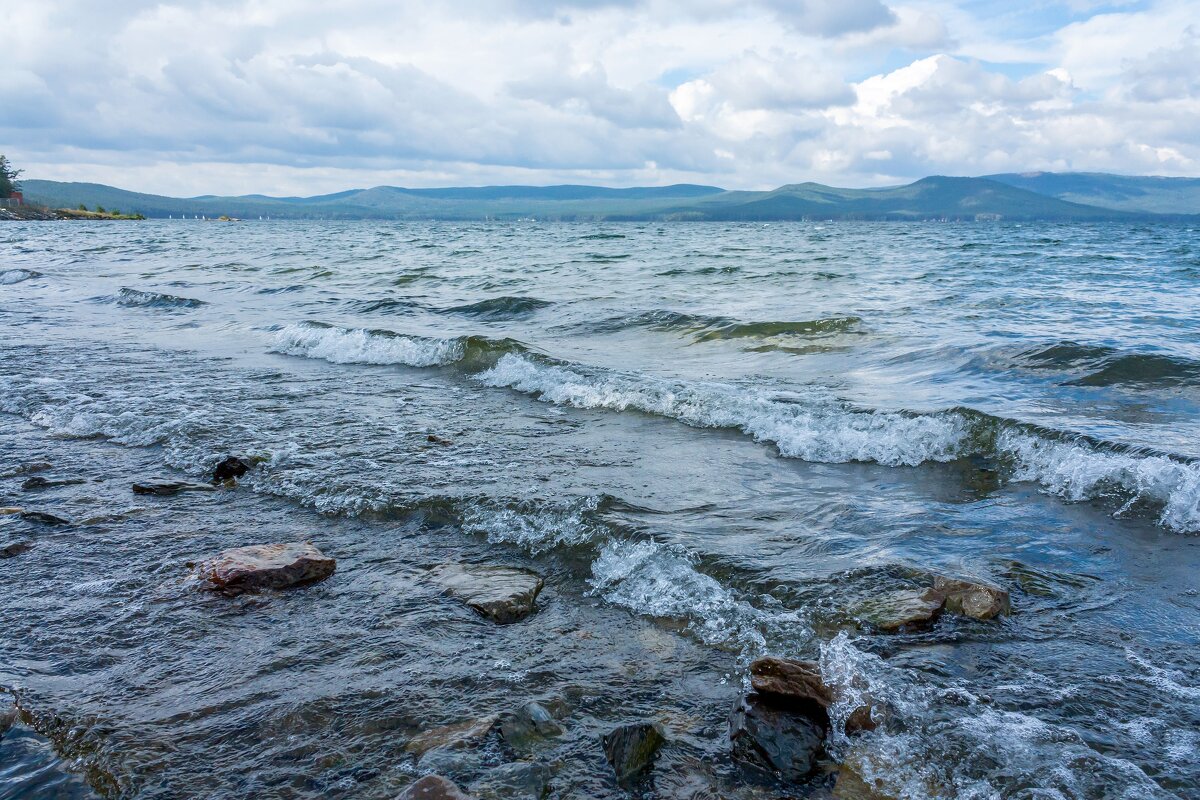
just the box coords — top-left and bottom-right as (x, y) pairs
(272, 322), (465, 367)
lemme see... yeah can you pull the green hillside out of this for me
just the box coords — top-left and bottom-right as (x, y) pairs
(17, 175), (1190, 221)
(986, 172), (1200, 214)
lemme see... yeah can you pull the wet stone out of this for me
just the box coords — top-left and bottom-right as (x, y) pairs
(933, 576), (1011, 620)
(729, 696), (826, 782)
(211, 456), (252, 483)
(396, 775), (474, 800)
(20, 476), (85, 491)
(0, 541), (33, 558)
(0, 699), (16, 739)
(748, 657), (876, 734)
(19, 511), (70, 526)
(430, 563), (544, 623)
(194, 542), (336, 594)
(405, 715), (498, 757)
(473, 762), (551, 800)
(498, 701), (563, 750)
(750, 657), (833, 710)
(853, 587), (945, 632)
(602, 721), (666, 783)
(132, 481), (218, 496)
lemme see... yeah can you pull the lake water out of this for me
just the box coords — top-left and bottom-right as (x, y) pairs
(1, 220), (1198, 799)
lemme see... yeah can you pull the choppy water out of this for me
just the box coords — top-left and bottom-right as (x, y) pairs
(1, 220), (1199, 799)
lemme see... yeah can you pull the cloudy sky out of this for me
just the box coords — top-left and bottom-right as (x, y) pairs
(2, 0), (1197, 195)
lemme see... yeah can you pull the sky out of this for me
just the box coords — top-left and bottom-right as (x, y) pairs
(1, 0), (1198, 196)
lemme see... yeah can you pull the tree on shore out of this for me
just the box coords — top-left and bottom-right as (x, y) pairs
(0, 155), (22, 198)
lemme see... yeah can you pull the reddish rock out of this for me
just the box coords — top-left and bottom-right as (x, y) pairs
(749, 657), (876, 733)
(195, 542), (335, 594)
(933, 576), (1011, 620)
(396, 775), (474, 800)
(750, 657), (833, 708)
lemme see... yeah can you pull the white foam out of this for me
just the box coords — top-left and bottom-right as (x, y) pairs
(588, 538), (788, 652)
(999, 429), (1200, 532)
(461, 496), (601, 554)
(0, 268), (41, 284)
(476, 353), (969, 467)
(273, 323), (464, 367)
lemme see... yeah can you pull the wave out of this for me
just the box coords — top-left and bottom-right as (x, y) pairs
(1, 268), (42, 284)
(271, 321), (526, 368)
(1015, 341), (1200, 388)
(345, 297), (423, 314)
(476, 353), (1200, 532)
(587, 310), (862, 342)
(439, 296), (554, 320)
(111, 288), (205, 309)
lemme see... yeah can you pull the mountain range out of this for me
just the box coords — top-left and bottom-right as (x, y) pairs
(20, 172), (1200, 221)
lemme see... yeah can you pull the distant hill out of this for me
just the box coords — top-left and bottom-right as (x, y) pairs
(18, 175), (1194, 221)
(655, 176), (1134, 221)
(986, 172), (1200, 214)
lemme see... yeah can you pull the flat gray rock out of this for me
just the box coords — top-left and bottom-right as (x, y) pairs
(430, 563), (544, 623)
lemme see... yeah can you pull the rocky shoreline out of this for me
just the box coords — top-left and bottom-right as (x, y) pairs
(1, 450), (1017, 800)
(0, 205), (144, 221)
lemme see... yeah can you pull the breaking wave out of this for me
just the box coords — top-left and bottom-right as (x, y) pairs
(271, 321), (526, 368)
(1, 268), (42, 284)
(476, 352), (1200, 532)
(111, 288), (205, 309)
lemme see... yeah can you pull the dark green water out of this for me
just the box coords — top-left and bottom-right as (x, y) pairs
(1, 220), (1198, 799)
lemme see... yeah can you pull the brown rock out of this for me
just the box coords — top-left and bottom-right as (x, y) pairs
(853, 587), (945, 632)
(1, 541), (32, 559)
(195, 542), (336, 594)
(430, 563), (544, 623)
(396, 775), (474, 800)
(750, 657), (833, 708)
(404, 715), (498, 757)
(748, 657), (876, 734)
(933, 576), (1011, 620)
(833, 762), (895, 800)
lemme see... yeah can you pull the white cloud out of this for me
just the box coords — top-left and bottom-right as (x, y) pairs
(0, 0), (1197, 194)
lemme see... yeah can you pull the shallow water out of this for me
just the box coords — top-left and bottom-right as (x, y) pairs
(1, 220), (1198, 799)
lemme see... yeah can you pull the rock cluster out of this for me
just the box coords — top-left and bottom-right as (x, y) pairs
(854, 575), (1010, 632)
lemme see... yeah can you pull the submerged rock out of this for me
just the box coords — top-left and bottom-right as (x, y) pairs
(430, 563), (544, 623)
(211, 456), (252, 484)
(1, 507), (23, 515)
(749, 657), (876, 734)
(132, 481), (218, 496)
(602, 721), (666, 782)
(473, 762), (551, 800)
(19, 511), (70, 526)
(729, 696), (825, 782)
(21, 476), (85, 491)
(833, 762), (896, 800)
(0, 699), (16, 739)
(0, 541), (32, 558)
(426, 434), (453, 446)
(396, 775), (474, 800)
(0, 462), (52, 478)
(194, 542), (336, 593)
(498, 701), (563, 750)
(405, 715), (498, 757)
(933, 576), (1011, 620)
(853, 587), (944, 632)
